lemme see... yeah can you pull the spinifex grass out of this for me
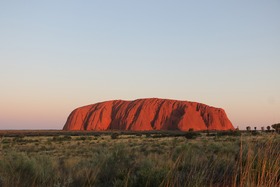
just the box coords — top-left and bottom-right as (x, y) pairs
(233, 135), (280, 187)
(0, 132), (279, 187)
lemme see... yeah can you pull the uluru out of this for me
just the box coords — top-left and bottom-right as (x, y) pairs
(63, 98), (234, 131)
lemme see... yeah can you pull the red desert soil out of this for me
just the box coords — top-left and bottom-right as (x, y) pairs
(63, 98), (234, 131)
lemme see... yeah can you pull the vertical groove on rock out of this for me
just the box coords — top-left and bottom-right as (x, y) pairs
(150, 99), (165, 129)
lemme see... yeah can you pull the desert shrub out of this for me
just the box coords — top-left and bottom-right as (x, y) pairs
(16, 134), (25, 139)
(151, 134), (168, 138)
(206, 133), (217, 136)
(159, 143), (234, 186)
(0, 152), (55, 186)
(1, 138), (11, 144)
(72, 143), (136, 187)
(184, 131), (200, 139)
(63, 135), (72, 140)
(76, 136), (93, 141)
(52, 135), (72, 141)
(111, 133), (119, 139)
(132, 159), (168, 187)
(70, 162), (98, 186)
(52, 136), (60, 141)
(135, 133), (142, 137)
(251, 130), (260, 136)
(99, 145), (132, 178)
(77, 136), (87, 141)
(2, 144), (10, 149)
(13, 136), (27, 143)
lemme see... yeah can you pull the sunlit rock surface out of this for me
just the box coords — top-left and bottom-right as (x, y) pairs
(63, 98), (234, 131)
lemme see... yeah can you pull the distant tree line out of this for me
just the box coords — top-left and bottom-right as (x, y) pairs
(245, 123), (280, 133)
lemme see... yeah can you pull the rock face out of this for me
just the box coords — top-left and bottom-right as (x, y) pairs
(63, 98), (234, 131)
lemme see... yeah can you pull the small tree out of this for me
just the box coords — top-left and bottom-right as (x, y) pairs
(266, 126), (271, 132)
(254, 127), (257, 131)
(261, 127), (265, 131)
(272, 123), (280, 133)
(246, 126), (251, 131)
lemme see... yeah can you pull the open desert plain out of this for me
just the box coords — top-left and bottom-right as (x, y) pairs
(0, 129), (279, 186)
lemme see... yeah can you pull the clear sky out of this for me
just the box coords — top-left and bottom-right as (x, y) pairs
(0, 1), (279, 130)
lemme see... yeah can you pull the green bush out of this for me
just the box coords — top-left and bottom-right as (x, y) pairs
(135, 133), (142, 137)
(1, 138), (11, 144)
(52, 135), (72, 141)
(185, 132), (200, 139)
(13, 136), (26, 143)
(63, 135), (72, 140)
(206, 133), (217, 136)
(111, 133), (119, 139)
(251, 131), (260, 136)
(0, 152), (55, 186)
(77, 136), (87, 141)
(133, 159), (168, 187)
(145, 133), (151, 138)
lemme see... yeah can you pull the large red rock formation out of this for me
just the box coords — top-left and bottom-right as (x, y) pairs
(63, 98), (234, 131)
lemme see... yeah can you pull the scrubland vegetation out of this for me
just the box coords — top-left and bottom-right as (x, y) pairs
(0, 130), (279, 187)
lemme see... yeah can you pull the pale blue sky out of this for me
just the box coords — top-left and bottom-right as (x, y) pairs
(0, 1), (279, 129)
